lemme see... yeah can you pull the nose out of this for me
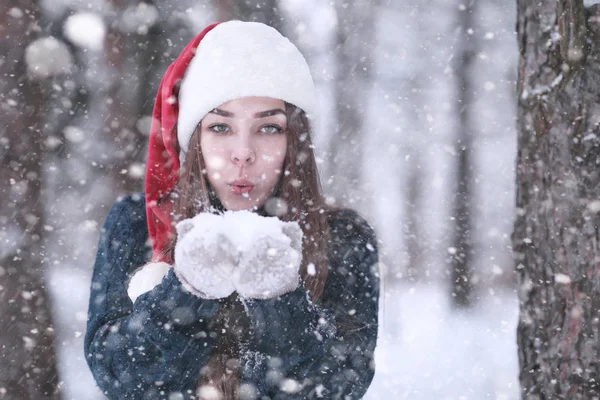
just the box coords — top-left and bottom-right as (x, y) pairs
(230, 147), (256, 166)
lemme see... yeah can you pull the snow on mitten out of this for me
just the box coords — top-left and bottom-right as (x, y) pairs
(234, 220), (303, 299)
(173, 214), (238, 299)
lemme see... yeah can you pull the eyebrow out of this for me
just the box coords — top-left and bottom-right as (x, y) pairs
(209, 108), (286, 118)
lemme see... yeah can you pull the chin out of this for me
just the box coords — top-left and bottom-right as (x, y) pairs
(222, 196), (265, 211)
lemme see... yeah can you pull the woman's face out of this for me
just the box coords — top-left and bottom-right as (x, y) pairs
(199, 96), (288, 211)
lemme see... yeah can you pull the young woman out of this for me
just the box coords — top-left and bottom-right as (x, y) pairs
(84, 20), (379, 400)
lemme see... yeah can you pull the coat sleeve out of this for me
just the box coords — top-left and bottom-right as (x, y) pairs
(239, 210), (380, 399)
(84, 195), (222, 400)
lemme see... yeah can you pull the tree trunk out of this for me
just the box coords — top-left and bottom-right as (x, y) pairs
(0, 2), (61, 398)
(327, 0), (380, 209)
(450, 0), (477, 308)
(405, 156), (426, 282)
(47, 0), (179, 230)
(515, 0), (600, 397)
(102, 0), (164, 194)
(212, 0), (283, 33)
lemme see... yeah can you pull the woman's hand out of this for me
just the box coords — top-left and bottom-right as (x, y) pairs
(173, 216), (238, 299)
(234, 221), (303, 299)
(172, 212), (304, 300)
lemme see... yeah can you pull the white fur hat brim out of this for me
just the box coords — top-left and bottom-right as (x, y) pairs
(177, 20), (318, 164)
(127, 261), (171, 303)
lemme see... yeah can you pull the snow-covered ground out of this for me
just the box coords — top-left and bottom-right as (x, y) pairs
(50, 267), (519, 400)
(366, 284), (519, 400)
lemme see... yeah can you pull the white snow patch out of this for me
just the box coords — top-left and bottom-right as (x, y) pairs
(280, 378), (302, 393)
(128, 163), (145, 179)
(25, 37), (73, 80)
(120, 3), (159, 34)
(0, 225), (22, 259)
(45, 135), (63, 150)
(64, 12), (105, 51)
(239, 382), (259, 399)
(492, 264), (504, 275)
(365, 283), (519, 399)
(23, 336), (36, 351)
(522, 73), (563, 100)
(136, 115), (153, 136)
(554, 273), (571, 284)
(177, 210), (300, 254)
(582, 133), (597, 142)
(64, 126), (85, 143)
(587, 200), (600, 213)
(79, 220), (98, 233)
(8, 7), (24, 18)
(484, 81), (496, 91)
(197, 385), (220, 400)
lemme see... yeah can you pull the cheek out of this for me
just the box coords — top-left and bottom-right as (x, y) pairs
(201, 151), (225, 185)
(258, 139), (287, 166)
(273, 143), (287, 169)
(206, 170), (223, 184)
(201, 138), (227, 172)
(205, 154), (226, 170)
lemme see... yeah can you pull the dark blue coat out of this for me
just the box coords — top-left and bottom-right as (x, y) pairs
(84, 193), (379, 399)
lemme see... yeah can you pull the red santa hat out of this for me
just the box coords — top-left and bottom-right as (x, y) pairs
(144, 20), (318, 263)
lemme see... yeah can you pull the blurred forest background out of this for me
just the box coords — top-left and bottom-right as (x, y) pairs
(0, 0), (522, 399)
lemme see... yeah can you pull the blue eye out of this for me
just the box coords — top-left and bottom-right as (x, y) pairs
(208, 124), (229, 133)
(261, 125), (284, 134)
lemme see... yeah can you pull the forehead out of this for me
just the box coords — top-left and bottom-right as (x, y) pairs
(211, 96), (286, 116)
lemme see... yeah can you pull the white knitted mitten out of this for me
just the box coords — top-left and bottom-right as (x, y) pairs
(233, 220), (303, 299)
(173, 214), (238, 299)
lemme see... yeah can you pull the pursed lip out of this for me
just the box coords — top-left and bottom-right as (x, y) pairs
(229, 178), (255, 195)
(229, 179), (255, 187)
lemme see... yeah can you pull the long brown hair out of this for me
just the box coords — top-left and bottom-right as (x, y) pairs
(156, 102), (333, 399)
